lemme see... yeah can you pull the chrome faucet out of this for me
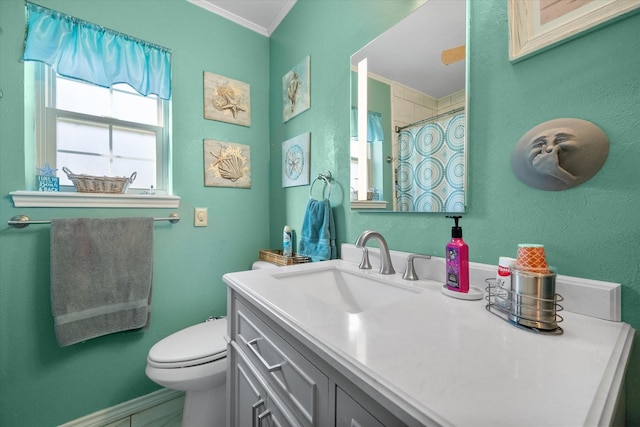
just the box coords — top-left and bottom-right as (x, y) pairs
(355, 230), (396, 275)
(402, 254), (432, 281)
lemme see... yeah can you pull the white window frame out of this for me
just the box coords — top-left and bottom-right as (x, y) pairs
(12, 63), (178, 208)
(33, 63), (171, 196)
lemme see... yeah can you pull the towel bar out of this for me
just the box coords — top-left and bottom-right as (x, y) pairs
(7, 213), (180, 229)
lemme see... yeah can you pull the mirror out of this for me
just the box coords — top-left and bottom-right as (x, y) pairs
(350, 0), (467, 212)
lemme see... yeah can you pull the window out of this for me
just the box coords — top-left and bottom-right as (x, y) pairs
(30, 63), (170, 194)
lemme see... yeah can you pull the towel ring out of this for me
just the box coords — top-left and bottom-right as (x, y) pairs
(310, 172), (331, 200)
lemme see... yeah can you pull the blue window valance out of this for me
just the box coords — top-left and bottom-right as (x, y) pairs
(350, 107), (384, 143)
(23, 2), (172, 100)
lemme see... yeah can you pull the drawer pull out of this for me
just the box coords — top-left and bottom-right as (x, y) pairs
(247, 337), (284, 372)
(251, 398), (265, 427)
(257, 409), (272, 426)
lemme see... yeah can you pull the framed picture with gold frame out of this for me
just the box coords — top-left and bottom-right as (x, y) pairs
(508, 0), (640, 62)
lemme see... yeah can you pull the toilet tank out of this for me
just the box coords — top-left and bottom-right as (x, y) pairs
(252, 260), (278, 270)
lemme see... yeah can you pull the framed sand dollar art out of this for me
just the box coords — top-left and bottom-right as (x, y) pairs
(282, 133), (310, 188)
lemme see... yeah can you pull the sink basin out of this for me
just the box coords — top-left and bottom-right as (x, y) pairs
(272, 266), (421, 313)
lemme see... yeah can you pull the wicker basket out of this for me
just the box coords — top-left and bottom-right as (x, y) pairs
(63, 167), (137, 194)
(259, 249), (310, 266)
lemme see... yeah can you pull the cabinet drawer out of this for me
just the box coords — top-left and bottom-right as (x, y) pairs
(230, 342), (300, 427)
(234, 299), (329, 426)
(336, 387), (384, 427)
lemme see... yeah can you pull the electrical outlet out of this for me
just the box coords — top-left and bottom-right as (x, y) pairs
(194, 208), (208, 227)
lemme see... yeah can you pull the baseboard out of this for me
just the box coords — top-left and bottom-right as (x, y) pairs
(59, 388), (184, 427)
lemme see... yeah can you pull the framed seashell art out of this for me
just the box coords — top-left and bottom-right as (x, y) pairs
(204, 139), (251, 188)
(203, 72), (251, 127)
(282, 56), (310, 122)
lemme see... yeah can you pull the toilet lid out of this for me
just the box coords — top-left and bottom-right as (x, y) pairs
(148, 318), (227, 368)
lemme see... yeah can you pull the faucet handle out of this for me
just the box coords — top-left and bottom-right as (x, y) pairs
(402, 254), (432, 280)
(359, 247), (372, 270)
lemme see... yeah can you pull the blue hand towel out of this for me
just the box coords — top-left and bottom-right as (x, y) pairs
(50, 217), (154, 346)
(298, 198), (337, 262)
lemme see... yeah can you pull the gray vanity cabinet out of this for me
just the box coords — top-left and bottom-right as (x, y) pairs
(228, 291), (407, 427)
(229, 296), (331, 426)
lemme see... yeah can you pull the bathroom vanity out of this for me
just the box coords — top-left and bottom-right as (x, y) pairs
(223, 245), (634, 426)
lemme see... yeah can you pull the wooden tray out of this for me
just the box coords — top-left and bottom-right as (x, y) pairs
(259, 249), (310, 266)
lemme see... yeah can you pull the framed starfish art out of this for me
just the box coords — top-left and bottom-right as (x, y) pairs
(204, 71), (251, 127)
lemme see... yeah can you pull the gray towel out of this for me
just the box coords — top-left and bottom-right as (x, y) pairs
(50, 217), (154, 346)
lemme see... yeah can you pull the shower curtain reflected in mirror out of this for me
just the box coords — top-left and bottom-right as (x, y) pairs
(396, 112), (465, 212)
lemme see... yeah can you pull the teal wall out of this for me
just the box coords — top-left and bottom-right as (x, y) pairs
(269, 0), (422, 248)
(1, 0), (639, 425)
(270, 0), (640, 424)
(0, 0), (269, 425)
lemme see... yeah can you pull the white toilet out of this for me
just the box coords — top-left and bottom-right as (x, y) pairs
(146, 317), (227, 427)
(146, 263), (275, 425)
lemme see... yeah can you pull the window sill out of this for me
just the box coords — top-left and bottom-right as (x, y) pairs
(9, 191), (180, 208)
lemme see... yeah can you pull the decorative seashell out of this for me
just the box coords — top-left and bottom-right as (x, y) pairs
(212, 84), (247, 119)
(217, 156), (244, 181)
(212, 95), (228, 112)
(216, 84), (235, 99)
(211, 150), (245, 182)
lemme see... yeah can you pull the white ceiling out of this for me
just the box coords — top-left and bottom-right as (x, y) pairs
(188, 0), (466, 98)
(186, 0), (296, 36)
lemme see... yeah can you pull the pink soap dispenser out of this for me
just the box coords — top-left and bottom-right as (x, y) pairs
(445, 215), (469, 293)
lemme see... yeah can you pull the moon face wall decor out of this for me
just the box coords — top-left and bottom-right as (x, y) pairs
(511, 118), (609, 191)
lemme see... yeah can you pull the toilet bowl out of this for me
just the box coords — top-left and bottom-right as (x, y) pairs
(146, 317), (227, 427)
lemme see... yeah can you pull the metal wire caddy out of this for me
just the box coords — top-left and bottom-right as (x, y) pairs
(485, 278), (564, 335)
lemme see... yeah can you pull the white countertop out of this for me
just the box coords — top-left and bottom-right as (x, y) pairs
(223, 254), (634, 426)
